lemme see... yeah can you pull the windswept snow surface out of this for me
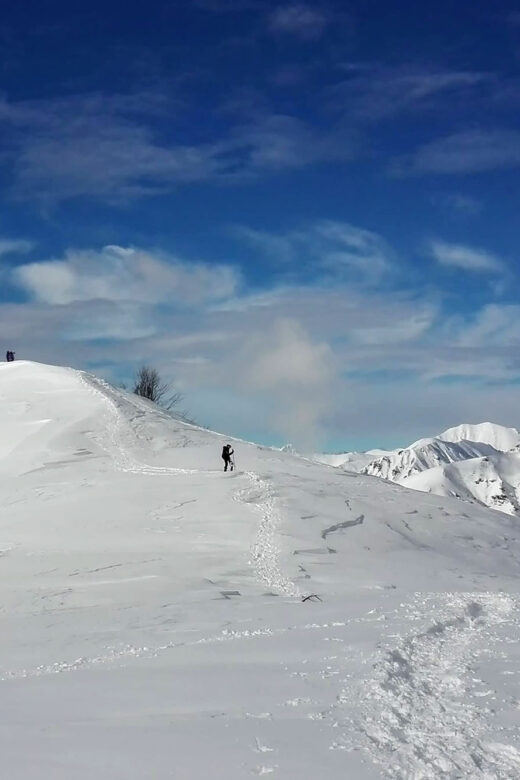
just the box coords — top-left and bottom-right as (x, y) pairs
(2, 362), (520, 778)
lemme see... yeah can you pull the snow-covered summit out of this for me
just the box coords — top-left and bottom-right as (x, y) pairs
(3, 362), (520, 778)
(437, 422), (520, 452)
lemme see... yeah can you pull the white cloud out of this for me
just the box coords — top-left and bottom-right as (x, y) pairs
(395, 130), (520, 175)
(224, 114), (352, 173)
(13, 245), (240, 306)
(332, 66), (489, 121)
(311, 220), (394, 280)
(233, 219), (395, 283)
(454, 304), (520, 347)
(4, 231), (520, 449)
(430, 240), (505, 274)
(238, 318), (337, 448)
(0, 239), (33, 258)
(329, 379), (520, 449)
(0, 94), (353, 203)
(268, 4), (330, 39)
(63, 301), (158, 341)
(244, 318), (333, 388)
(230, 226), (295, 264)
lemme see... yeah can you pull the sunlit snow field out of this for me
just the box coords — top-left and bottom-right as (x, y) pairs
(2, 362), (520, 778)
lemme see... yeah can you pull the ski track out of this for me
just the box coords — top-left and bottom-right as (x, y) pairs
(332, 591), (520, 778)
(80, 372), (299, 598)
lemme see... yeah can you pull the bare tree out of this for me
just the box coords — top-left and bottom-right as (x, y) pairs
(132, 365), (183, 411)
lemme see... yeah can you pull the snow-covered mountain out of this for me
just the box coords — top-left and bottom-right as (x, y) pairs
(3, 362), (520, 779)
(362, 437), (499, 482)
(315, 422), (520, 516)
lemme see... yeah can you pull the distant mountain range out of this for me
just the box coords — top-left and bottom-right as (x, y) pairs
(313, 423), (520, 515)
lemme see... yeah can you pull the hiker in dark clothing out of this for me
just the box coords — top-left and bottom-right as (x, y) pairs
(6, 350), (14, 362)
(222, 444), (234, 472)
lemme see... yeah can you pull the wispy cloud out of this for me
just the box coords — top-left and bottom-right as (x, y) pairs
(311, 221), (395, 280)
(268, 4), (331, 39)
(0, 92), (211, 202)
(330, 65), (489, 120)
(454, 303), (520, 348)
(0, 93), (353, 203)
(230, 226), (296, 263)
(432, 193), (483, 217)
(223, 113), (351, 173)
(13, 245), (240, 305)
(430, 240), (506, 274)
(0, 69), (507, 205)
(394, 129), (520, 175)
(233, 219), (396, 283)
(0, 239), (33, 258)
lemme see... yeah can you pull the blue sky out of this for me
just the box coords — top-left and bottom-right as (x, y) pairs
(1, 0), (519, 450)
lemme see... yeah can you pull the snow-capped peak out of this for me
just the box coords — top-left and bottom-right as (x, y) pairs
(437, 422), (520, 452)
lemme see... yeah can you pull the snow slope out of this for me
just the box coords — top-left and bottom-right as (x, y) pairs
(406, 451), (520, 515)
(2, 362), (520, 778)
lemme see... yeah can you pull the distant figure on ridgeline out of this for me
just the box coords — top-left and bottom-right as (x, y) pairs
(5, 350), (15, 362)
(222, 443), (234, 472)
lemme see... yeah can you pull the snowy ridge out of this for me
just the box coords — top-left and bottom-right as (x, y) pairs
(84, 371), (300, 597)
(3, 362), (520, 778)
